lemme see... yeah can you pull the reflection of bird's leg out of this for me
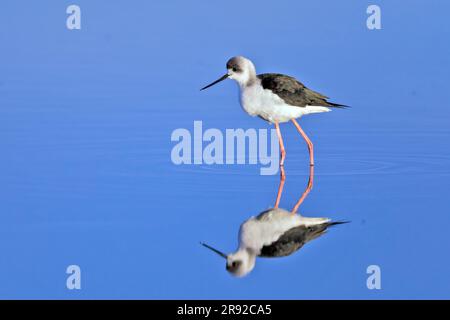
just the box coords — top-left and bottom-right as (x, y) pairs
(292, 165), (314, 213)
(274, 122), (286, 167)
(291, 119), (314, 166)
(274, 165), (285, 208)
(274, 122), (286, 208)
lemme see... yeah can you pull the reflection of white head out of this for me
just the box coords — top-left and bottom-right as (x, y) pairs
(200, 243), (256, 278)
(226, 248), (257, 278)
(226, 56), (257, 87)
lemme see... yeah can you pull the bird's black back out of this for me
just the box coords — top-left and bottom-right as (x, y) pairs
(259, 221), (348, 258)
(257, 73), (348, 108)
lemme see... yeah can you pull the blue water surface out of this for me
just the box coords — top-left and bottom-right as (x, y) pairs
(1, 1), (449, 298)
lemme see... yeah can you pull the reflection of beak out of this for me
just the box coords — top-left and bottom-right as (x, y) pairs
(200, 74), (229, 91)
(200, 242), (227, 259)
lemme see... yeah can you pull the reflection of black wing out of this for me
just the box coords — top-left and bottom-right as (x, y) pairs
(259, 222), (348, 258)
(257, 73), (348, 108)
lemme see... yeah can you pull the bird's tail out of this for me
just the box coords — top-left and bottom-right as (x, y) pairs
(304, 220), (350, 243)
(327, 101), (350, 108)
(327, 220), (351, 227)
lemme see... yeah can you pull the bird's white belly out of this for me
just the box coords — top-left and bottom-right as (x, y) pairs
(240, 85), (330, 123)
(238, 208), (330, 254)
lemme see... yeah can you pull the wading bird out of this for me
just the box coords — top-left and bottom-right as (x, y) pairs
(201, 166), (348, 277)
(201, 56), (348, 169)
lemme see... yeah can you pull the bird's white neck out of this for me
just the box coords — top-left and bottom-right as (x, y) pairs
(232, 61), (258, 88)
(233, 248), (257, 274)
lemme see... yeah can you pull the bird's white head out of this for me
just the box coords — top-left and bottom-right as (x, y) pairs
(200, 56), (257, 91)
(226, 56), (257, 87)
(201, 242), (256, 278)
(226, 248), (256, 277)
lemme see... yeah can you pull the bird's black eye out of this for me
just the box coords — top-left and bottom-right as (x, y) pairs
(232, 67), (237, 72)
(232, 261), (237, 267)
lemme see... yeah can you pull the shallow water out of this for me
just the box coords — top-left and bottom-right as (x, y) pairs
(1, 1), (450, 298)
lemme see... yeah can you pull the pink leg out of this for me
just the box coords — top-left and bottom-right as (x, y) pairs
(274, 122), (286, 208)
(274, 122), (286, 167)
(291, 119), (314, 166)
(274, 165), (285, 209)
(292, 165), (314, 213)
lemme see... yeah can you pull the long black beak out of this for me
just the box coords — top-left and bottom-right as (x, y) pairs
(200, 242), (227, 259)
(200, 74), (229, 91)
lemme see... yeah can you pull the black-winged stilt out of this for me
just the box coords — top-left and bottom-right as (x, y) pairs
(201, 56), (348, 170)
(201, 165), (348, 277)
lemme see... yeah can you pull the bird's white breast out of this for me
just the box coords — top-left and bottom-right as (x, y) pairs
(239, 84), (330, 123)
(240, 84), (306, 123)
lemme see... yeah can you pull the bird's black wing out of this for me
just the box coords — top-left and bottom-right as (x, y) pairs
(257, 73), (347, 108)
(259, 222), (338, 258)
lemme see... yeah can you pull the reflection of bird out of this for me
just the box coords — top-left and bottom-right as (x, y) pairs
(201, 56), (348, 167)
(201, 161), (348, 277)
(202, 209), (348, 277)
